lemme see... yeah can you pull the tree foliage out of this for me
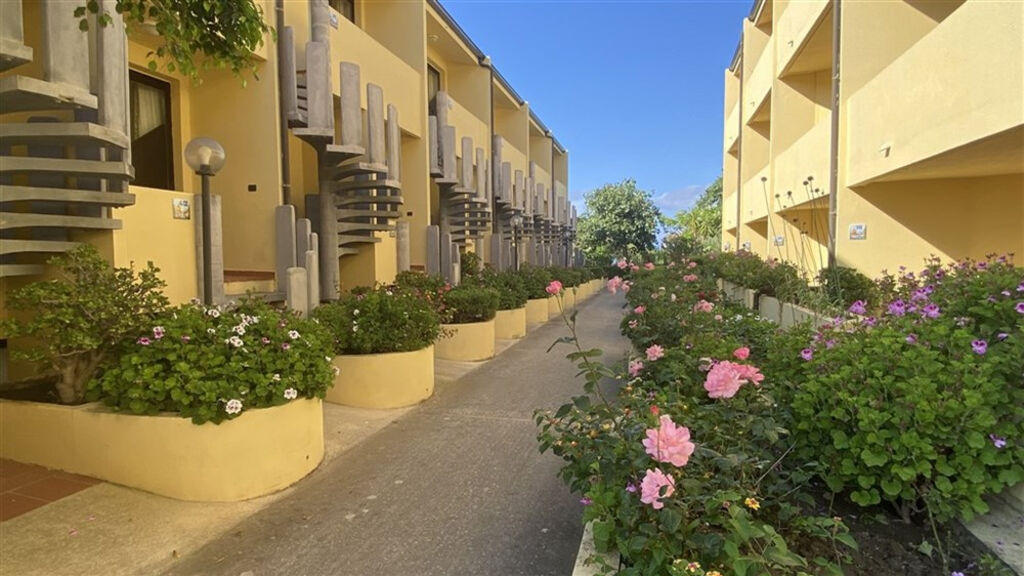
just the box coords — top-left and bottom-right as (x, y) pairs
(665, 176), (723, 252)
(77, 0), (272, 83)
(576, 179), (661, 263)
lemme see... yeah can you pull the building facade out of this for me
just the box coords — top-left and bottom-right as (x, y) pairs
(0, 0), (574, 381)
(722, 0), (1023, 279)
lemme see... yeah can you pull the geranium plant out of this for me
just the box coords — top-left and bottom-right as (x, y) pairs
(312, 287), (442, 355)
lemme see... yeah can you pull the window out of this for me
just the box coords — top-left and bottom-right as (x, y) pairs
(129, 71), (174, 190)
(329, 0), (355, 23)
(427, 64), (441, 115)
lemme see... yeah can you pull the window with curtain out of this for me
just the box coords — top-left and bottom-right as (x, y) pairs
(427, 65), (441, 115)
(129, 71), (174, 190)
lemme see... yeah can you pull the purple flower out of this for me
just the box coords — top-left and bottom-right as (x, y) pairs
(1001, 290), (1011, 297)
(997, 332), (1009, 341)
(911, 289), (929, 302)
(261, 337), (271, 345)
(625, 483), (637, 493)
(951, 572), (965, 576)
(887, 300), (907, 317)
(825, 339), (837, 350)
(864, 316), (877, 327)
(580, 497), (593, 506)
(921, 303), (941, 319)
(800, 348), (814, 361)
(990, 434), (1007, 449)
(281, 342), (292, 351)
(1017, 282), (1024, 292)
(180, 335), (191, 343)
(906, 333), (917, 344)
(848, 300), (867, 315)
(971, 340), (988, 355)
(137, 337), (151, 346)
(1016, 302), (1024, 314)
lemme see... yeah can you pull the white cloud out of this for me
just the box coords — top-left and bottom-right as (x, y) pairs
(651, 185), (704, 215)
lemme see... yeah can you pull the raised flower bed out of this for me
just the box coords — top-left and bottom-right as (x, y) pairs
(434, 284), (499, 362)
(494, 308), (527, 340)
(313, 286), (443, 409)
(526, 298), (549, 326)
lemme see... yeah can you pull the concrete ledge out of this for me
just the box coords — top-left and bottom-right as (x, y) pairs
(327, 346), (435, 409)
(494, 307), (527, 339)
(436, 320), (496, 362)
(548, 295), (564, 319)
(572, 521), (620, 576)
(0, 398), (324, 502)
(526, 298), (549, 326)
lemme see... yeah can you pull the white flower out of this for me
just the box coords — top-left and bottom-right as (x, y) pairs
(324, 356), (331, 362)
(207, 309), (221, 318)
(233, 325), (246, 336)
(288, 330), (300, 340)
(224, 399), (243, 415)
(353, 309), (360, 316)
(283, 388), (298, 400)
(190, 298), (201, 305)
(227, 336), (244, 348)
(207, 328), (216, 335)
(352, 325), (359, 332)
(272, 373), (281, 382)
(153, 326), (165, 339)
(332, 366), (341, 376)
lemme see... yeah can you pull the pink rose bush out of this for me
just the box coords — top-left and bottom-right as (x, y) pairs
(645, 344), (665, 361)
(607, 276), (623, 294)
(628, 359), (645, 377)
(704, 361), (764, 399)
(642, 415), (695, 467)
(644, 262), (655, 270)
(682, 274), (698, 283)
(692, 299), (714, 313)
(634, 305), (646, 315)
(639, 468), (675, 510)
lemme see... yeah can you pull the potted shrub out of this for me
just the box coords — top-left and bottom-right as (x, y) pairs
(312, 287), (442, 409)
(479, 269), (529, 340)
(518, 265), (555, 324)
(434, 285), (500, 361)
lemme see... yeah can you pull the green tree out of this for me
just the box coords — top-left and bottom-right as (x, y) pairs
(77, 0), (272, 83)
(576, 179), (661, 263)
(665, 176), (722, 252)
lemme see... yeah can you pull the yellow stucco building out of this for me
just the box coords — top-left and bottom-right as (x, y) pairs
(722, 0), (1023, 279)
(0, 0), (574, 382)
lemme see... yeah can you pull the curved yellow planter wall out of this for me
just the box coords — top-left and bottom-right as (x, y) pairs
(327, 346), (435, 409)
(494, 307), (527, 339)
(435, 319), (495, 361)
(548, 295), (564, 319)
(526, 298), (549, 325)
(0, 398), (324, 502)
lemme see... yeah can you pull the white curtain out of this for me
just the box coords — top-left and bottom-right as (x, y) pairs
(131, 82), (166, 140)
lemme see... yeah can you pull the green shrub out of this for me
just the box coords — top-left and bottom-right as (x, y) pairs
(393, 270), (450, 316)
(477, 269), (529, 310)
(88, 299), (334, 424)
(312, 288), (442, 355)
(2, 245), (169, 404)
(518, 265), (554, 300)
(817, 266), (877, 308)
(444, 285), (500, 324)
(549, 266), (584, 288)
(460, 250), (483, 281)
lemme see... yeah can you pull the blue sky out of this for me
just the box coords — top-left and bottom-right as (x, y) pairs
(443, 0), (751, 218)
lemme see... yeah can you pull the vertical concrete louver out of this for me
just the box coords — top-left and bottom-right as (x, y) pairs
(0, 0), (135, 278)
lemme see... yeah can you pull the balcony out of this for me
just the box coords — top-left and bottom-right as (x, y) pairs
(722, 190), (738, 232)
(845, 1), (1023, 186)
(772, 120), (829, 211)
(723, 102), (739, 155)
(447, 94), (489, 164)
(775, 0), (830, 77)
(741, 166), (771, 224)
(743, 45), (773, 126)
(330, 17), (423, 137)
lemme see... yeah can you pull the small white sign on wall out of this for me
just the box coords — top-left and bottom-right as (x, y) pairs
(172, 198), (191, 220)
(848, 223), (867, 241)
(329, 12), (339, 28)
(774, 235), (785, 246)
(741, 241), (752, 251)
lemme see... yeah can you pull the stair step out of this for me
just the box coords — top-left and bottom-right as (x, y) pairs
(0, 39), (33, 73)
(0, 75), (97, 113)
(0, 156), (133, 180)
(331, 178), (401, 192)
(0, 239), (81, 255)
(0, 263), (46, 278)
(337, 222), (395, 233)
(434, 177), (459, 186)
(336, 208), (402, 219)
(330, 162), (388, 181)
(335, 195), (404, 207)
(322, 144), (365, 167)
(0, 185), (135, 206)
(286, 111), (308, 129)
(291, 127), (334, 146)
(0, 122), (129, 148)
(0, 212), (122, 231)
(337, 234), (382, 246)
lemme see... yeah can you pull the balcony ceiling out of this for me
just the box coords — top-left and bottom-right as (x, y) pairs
(493, 78), (519, 110)
(781, 8), (833, 77)
(427, 10), (478, 66)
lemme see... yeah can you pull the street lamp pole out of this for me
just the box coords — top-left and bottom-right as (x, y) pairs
(511, 213), (524, 272)
(185, 138), (226, 306)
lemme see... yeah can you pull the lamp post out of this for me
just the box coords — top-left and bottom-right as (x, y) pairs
(562, 228), (572, 268)
(184, 137), (226, 305)
(510, 213), (524, 272)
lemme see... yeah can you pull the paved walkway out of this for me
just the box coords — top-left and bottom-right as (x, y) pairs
(163, 291), (629, 576)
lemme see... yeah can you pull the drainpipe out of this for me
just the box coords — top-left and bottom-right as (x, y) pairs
(481, 55), (498, 234)
(827, 0), (841, 269)
(276, 0), (291, 206)
(735, 49), (744, 251)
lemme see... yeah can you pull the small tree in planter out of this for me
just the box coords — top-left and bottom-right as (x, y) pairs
(473, 269), (528, 311)
(2, 246), (168, 404)
(444, 285), (500, 324)
(517, 265), (554, 301)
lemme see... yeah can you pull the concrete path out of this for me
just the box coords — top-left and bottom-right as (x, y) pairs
(163, 291), (629, 576)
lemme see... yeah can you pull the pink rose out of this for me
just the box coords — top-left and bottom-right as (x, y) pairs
(642, 415), (695, 467)
(622, 282), (632, 294)
(628, 359), (644, 377)
(692, 300), (714, 313)
(645, 344), (665, 361)
(644, 262), (655, 270)
(546, 280), (563, 295)
(607, 276), (623, 294)
(683, 274), (698, 283)
(630, 264), (640, 272)
(628, 319), (638, 329)
(617, 259), (629, 270)
(634, 305), (646, 315)
(640, 468), (676, 510)
(688, 262), (697, 269)
(733, 346), (750, 360)
(704, 361), (764, 399)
